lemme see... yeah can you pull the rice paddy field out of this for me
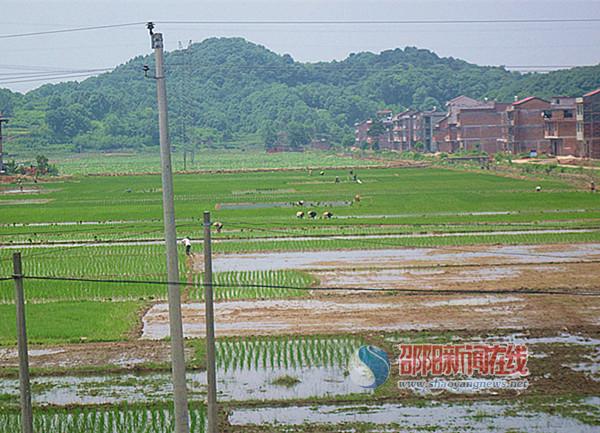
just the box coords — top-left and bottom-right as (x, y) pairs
(1, 155), (599, 432)
(45, 150), (382, 176)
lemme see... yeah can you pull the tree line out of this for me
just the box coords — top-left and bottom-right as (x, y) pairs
(1, 37), (599, 154)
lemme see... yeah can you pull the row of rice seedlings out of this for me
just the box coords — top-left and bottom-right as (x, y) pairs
(0, 405), (206, 433)
(0, 245), (185, 302)
(189, 270), (316, 301)
(215, 336), (363, 371)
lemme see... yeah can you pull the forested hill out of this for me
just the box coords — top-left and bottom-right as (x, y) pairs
(1, 37), (600, 153)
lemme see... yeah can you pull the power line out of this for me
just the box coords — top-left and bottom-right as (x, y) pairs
(0, 22), (145, 40)
(0, 68), (113, 77)
(16, 274), (600, 297)
(0, 71), (113, 85)
(1, 18), (600, 40)
(158, 19), (600, 25)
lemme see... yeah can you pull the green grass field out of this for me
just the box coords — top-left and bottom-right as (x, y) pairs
(46, 150), (380, 175)
(1, 166), (597, 232)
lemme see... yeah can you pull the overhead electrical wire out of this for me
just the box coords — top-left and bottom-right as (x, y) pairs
(1, 18), (600, 40)
(0, 22), (146, 40)
(8, 274), (600, 297)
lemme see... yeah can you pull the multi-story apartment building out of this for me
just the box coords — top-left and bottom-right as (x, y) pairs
(392, 110), (417, 151)
(506, 97), (551, 155)
(414, 110), (446, 152)
(434, 96), (490, 153)
(355, 110), (395, 150)
(357, 90), (600, 158)
(392, 109), (445, 151)
(543, 97), (578, 156)
(576, 89), (600, 159)
(455, 102), (509, 154)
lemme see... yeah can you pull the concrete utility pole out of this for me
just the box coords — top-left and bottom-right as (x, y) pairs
(147, 22), (190, 433)
(13, 252), (33, 433)
(203, 211), (218, 433)
(0, 113), (9, 174)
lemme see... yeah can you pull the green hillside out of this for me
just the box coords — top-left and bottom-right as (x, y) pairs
(1, 37), (599, 154)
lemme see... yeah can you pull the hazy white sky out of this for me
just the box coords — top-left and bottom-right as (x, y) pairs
(2, 0), (600, 92)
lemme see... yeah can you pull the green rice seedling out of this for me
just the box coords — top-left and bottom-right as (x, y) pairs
(0, 404), (207, 433)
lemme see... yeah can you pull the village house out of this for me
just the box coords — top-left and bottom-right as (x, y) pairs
(455, 102), (509, 154)
(506, 96), (551, 155)
(434, 96), (492, 153)
(355, 110), (395, 150)
(543, 97), (578, 156)
(357, 90), (600, 157)
(577, 88), (600, 159)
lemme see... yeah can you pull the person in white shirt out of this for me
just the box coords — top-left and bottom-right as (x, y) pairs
(182, 237), (192, 255)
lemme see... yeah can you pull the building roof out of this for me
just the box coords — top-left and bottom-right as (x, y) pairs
(446, 95), (481, 107)
(513, 96), (549, 106)
(583, 88), (600, 97)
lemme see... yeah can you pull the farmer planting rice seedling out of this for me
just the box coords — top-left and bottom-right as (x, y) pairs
(1, 5), (600, 432)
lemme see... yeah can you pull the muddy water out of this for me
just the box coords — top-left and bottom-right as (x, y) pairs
(141, 296), (529, 339)
(228, 400), (599, 432)
(0, 338), (368, 405)
(0, 366), (368, 406)
(209, 244), (600, 272)
(315, 266), (558, 289)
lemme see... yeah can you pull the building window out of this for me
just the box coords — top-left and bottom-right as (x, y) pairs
(564, 110), (573, 118)
(577, 104), (583, 116)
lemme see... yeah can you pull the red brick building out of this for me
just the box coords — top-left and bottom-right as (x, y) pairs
(355, 114), (395, 150)
(577, 89), (600, 159)
(455, 103), (509, 154)
(392, 110), (417, 151)
(543, 97), (578, 156)
(434, 96), (490, 153)
(507, 97), (551, 155)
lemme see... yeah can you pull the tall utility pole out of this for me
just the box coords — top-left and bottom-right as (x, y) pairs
(0, 113), (9, 174)
(203, 211), (218, 433)
(13, 253), (33, 433)
(147, 22), (190, 433)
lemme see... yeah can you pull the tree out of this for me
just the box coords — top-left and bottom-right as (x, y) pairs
(366, 120), (387, 151)
(287, 121), (309, 150)
(46, 104), (91, 141)
(262, 122), (278, 150)
(35, 155), (58, 175)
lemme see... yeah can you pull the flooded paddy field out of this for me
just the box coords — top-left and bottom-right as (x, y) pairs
(202, 242), (600, 272)
(142, 293), (599, 339)
(226, 398), (600, 433)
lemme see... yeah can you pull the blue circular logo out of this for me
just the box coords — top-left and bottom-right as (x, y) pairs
(348, 345), (390, 389)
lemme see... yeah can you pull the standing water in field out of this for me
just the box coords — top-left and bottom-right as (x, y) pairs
(0, 337), (369, 405)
